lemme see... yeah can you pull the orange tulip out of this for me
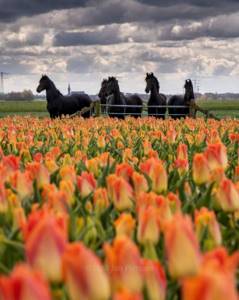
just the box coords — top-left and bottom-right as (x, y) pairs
(113, 290), (143, 300)
(132, 172), (148, 196)
(205, 143), (228, 171)
(11, 170), (33, 201)
(59, 179), (75, 205)
(77, 171), (97, 198)
(182, 247), (239, 300)
(104, 236), (143, 293)
(37, 164), (50, 189)
(164, 213), (201, 278)
(177, 143), (188, 161)
(192, 153), (210, 185)
(93, 188), (110, 214)
(0, 264), (51, 300)
(137, 205), (160, 245)
(166, 192), (181, 214)
(86, 158), (99, 177)
(214, 178), (239, 211)
(143, 259), (166, 300)
(107, 174), (134, 211)
(62, 242), (110, 300)
(59, 165), (76, 183)
(140, 158), (168, 194)
(174, 159), (189, 175)
(23, 209), (68, 282)
(114, 213), (136, 238)
(116, 163), (134, 182)
(195, 207), (221, 250)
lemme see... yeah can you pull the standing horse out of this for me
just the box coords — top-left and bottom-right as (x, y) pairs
(98, 79), (108, 114)
(145, 73), (167, 118)
(168, 79), (195, 119)
(36, 75), (92, 118)
(125, 93), (143, 118)
(104, 77), (126, 119)
(102, 77), (142, 118)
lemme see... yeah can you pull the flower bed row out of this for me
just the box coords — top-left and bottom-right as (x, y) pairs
(0, 116), (239, 300)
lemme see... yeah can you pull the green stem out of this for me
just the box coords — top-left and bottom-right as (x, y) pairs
(0, 262), (10, 274)
(1, 239), (24, 250)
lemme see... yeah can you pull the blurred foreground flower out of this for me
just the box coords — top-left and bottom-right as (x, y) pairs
(62, 242), (110, 300)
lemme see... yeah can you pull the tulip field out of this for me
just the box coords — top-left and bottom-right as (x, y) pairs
(0, 115), (239, 300)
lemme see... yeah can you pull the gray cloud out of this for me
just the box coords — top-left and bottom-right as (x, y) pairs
(0, 0), (239, 93)
(0, 0), (89, 22)
(54, 26), (127, 46)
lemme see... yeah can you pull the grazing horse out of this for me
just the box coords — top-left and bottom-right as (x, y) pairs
(36, 75), (92, 118)
(168, 79), (195, 119)
(105, 77), (127, 119)
(145, 73), (167, 118)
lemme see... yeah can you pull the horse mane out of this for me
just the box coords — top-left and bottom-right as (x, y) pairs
(41, 75), (63, 96)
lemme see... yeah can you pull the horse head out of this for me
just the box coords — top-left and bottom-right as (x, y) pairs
(98, 79), (109, 99)
(36, 75), (51, 93)
(106, 76), (119, 95)
(145, 72), (160, 93)
(184, 79), (195, 101)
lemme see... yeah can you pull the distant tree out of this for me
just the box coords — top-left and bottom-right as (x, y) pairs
(5, 89), (34, 101)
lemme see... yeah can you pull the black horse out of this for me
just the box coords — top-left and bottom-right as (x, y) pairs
(36, 75), (92, 118)
(168, 79), (195, 119)
(98, 79), (108, 114)
(103, 77), (142, 118)
(125, 93), (143, 118)
(145, 73), (167, 119)
(105, 77), (126, 119)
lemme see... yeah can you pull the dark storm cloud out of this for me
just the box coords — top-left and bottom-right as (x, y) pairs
(54, 26), (127, 46)
(0, 0), (89, 22)
(1, 0), (239, 26)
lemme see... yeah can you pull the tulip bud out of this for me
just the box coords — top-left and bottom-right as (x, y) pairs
(195, 207), (222, 250)
(205, 143), (228, 171)
(37, 164), (50, 189)
(59, 165), (76, 183)
(214, 178), (239, 212)
(23, 209), (68, 282)
(107, 174), (134, 211)
(143, 259), (166, 300)
(137, 206), (160, 245)
(132, 172), (148, 196)
(116, 163), (134, 182)
(114, 213), (136, 238)
(59, 179), (75, 205)
(104, 236), (143, 293)
(44, 159), (58, 174)
(86, 158), (99, 177)
(177, 143), (188, 161)
(182, 247), (239, 300)
(140, 158), (168, 194)
(0, 264), (51, 300)
(93, 188), (110, 214)
(164, 213), (201, 278)
(62, 242), (110, 300)
(192, 153), (210, 185)
(77, 171), (97, 198)
(12, 171), (34, 201)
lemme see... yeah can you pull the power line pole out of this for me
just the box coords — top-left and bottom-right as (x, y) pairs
(0, 72), (9, 94)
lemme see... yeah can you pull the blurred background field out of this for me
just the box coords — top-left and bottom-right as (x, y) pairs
(0, 99), (239, 118)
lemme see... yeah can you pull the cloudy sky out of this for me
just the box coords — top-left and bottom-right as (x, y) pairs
(1, 0), (239, 95)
